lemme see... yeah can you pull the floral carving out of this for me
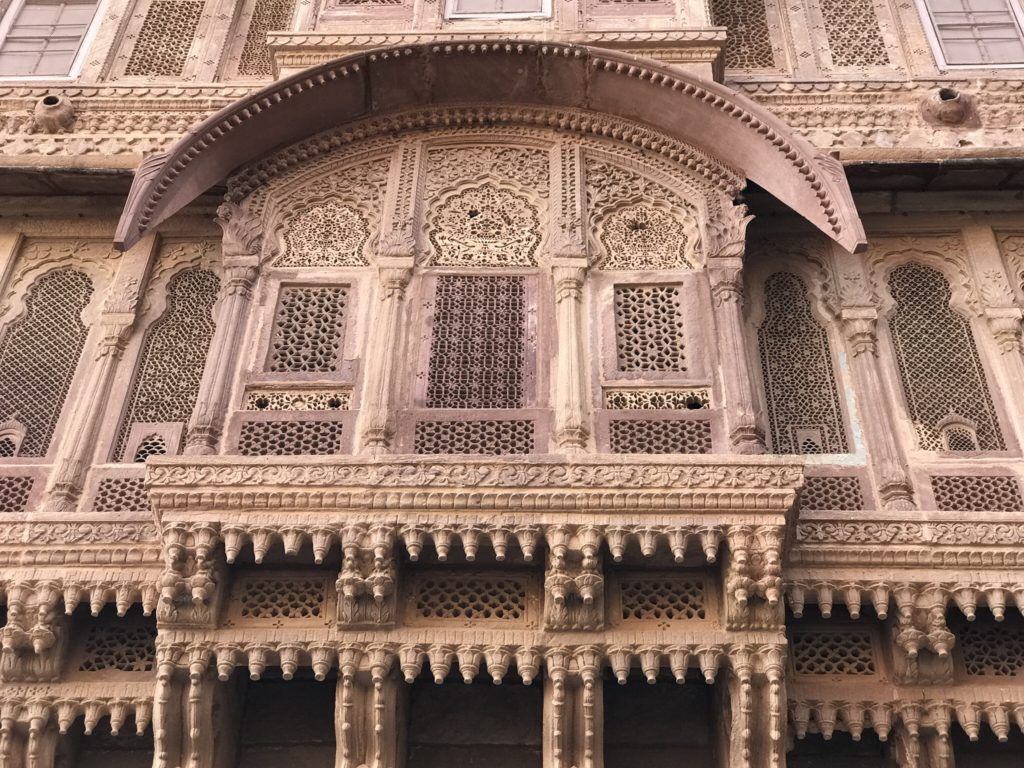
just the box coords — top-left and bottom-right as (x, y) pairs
(427, 184), (542, 267)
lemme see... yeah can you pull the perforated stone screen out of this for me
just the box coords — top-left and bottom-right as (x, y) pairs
(820, 0), (890, 67)
(604, 389), (710, 410)
(613, 285), (686, 373)
(931, 475), (1023, 512)
(409, 572), (529, 624)
(619, 576), (706, 622)
(0, 269), (92, 457)
(799, 476), (865, 511)
(123, 0), (203, 77)
(268, 286), (349, 373)
(791, 630), (877, 675)
(710, 0), (776, 69)
(237, 420), (344, 456)
(236, 0), (293, 77)
(92, 478), (150, 513)
(608, 419), (711, 454)
(758, 273), (847, 455)
(0, 476), (33, 513)
(115, 268), (219, 460)
(228, 574), (330, 628)
(426, 275), (527, 409)
(78, 621), (156, 673)
(888, 264), (1004, 451)
(960, 619), (1024, 676)
(413, 420), (535, 455)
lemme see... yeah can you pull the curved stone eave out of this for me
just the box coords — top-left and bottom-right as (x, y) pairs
(113, 41), (867, 253)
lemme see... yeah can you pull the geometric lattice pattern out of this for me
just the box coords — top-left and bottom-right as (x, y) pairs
(758, 273), (848, 454)
(931, 475), (1023, 512)
(800, 476), (865, 511)
(123, 0), (203, 77)
(237, 420), (344, 456)
(613, 285), (686, 372)
(710, 0), (776, 69)
(0, 476), (33, 513)
(888, 264), (1004, 451)
(412, 573), (527, 623)
(115, 269), (219, 460)
(820, 0), (890, 67)
(236, 0), (293, 77)
(414, 420), (534, 455)
(960, 619), (1024, 676)
(604, 388), (710, 410)
(619, 576), (706, 622)
(278, 203), (369, 267)
(92, 478), (150, 513)
(268, 286), (348, 373)
(78, 622), (157, 673)
(426, 276), (527, 409)
(791, 630), (877, 675)
(236, 576), (326, 622)
(0, 269), (93, 457)
(608, 419), (712, 454)
(132, 435), (167, 462)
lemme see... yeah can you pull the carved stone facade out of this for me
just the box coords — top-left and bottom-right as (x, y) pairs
(1, 0), (1024, 763)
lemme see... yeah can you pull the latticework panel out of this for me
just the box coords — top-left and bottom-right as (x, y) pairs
(278, 203), (370, 267)
(888, 264), (1003, 451)
(92, 478), (150, 513)
(931, 475), (1023, 512)
(820, 0), (890, 67)
(0, 269), (92, 457)
(0, 438), (15, 457)
(604, 388), (710, 410)
(791, 630), (877, 675)
(0, 477), (33, 513)
(123, 0), (203, 77)
(799, 476), (865, 511)
(237, 420), (344, 456)
(231, 575), (328, 626)
(236, 0), (293, 77)
(414, 420), (534, 455)
(426, 275), (527, 409)
(608, 419), (711, 454)
(619, 576), (706, 622)
(758, 273), (847, 454)
(960, 621), (1024, 676)
(245, 390), (350, 411)
(710, 0), (776, 69)
(410, 573), (528, 623)
(613, 285), (686, 373)
(268, 286), (349, 373)
(114, 269), (219, 460)
(132, 435), (167, 462)
(78, 622), (156, 673)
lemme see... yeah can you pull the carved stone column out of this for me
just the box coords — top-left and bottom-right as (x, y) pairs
(357, 256), (414, 454)
(336, 647), (402, 768)
(552, 261), (590, 453)
(184, 203), (261, 455)
(834, 260), (916, 510)
(708, 255), (766, 454)
(42, 235), (158, 513)
(543, 647), (602, 768)
(964, 224), (1024, 446)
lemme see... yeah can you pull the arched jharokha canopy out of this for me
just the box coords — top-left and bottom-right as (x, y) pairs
(114, 41), (867, 253)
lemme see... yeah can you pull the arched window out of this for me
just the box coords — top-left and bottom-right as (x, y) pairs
(757, 272), (848, 454)
(114, 269), (220, 460)
(887, 263), (1003, 452)
(0, 268), (93, 457)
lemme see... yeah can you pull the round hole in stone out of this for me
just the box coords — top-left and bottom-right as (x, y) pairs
(938, 87), (960, 102)
(41, 95), (61, 107)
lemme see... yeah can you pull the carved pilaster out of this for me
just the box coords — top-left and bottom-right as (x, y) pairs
(543, 526), (604, 632)
(42, 236), (157, 513)
(707, 250), (766, 454)
(357, 263), (413, 454)
(552, 262), (590, 453)
(185, 204), (261, 454)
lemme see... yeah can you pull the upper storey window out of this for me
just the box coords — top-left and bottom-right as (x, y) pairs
(0, 0), (98, 76)
(918, 0), (1024, 66)
(445, 0), (549, 19)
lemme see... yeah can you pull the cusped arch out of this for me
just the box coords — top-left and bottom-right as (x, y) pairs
(592, 198), (701, 270)
(114, 41), (865, 253)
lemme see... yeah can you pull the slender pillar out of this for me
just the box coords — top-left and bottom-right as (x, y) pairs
(708, 255), (766, 454)
(42, 235), (158, 513)
(357, 261), (413, 454)
(184, 203), (261, 455)
(552, 262), (590, 453)
(834, 252), (916, 509)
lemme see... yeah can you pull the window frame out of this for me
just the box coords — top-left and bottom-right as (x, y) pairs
(443, 0), (551, 21)
(915, 0), (1024, 68)
(0, 0), (105, 79)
